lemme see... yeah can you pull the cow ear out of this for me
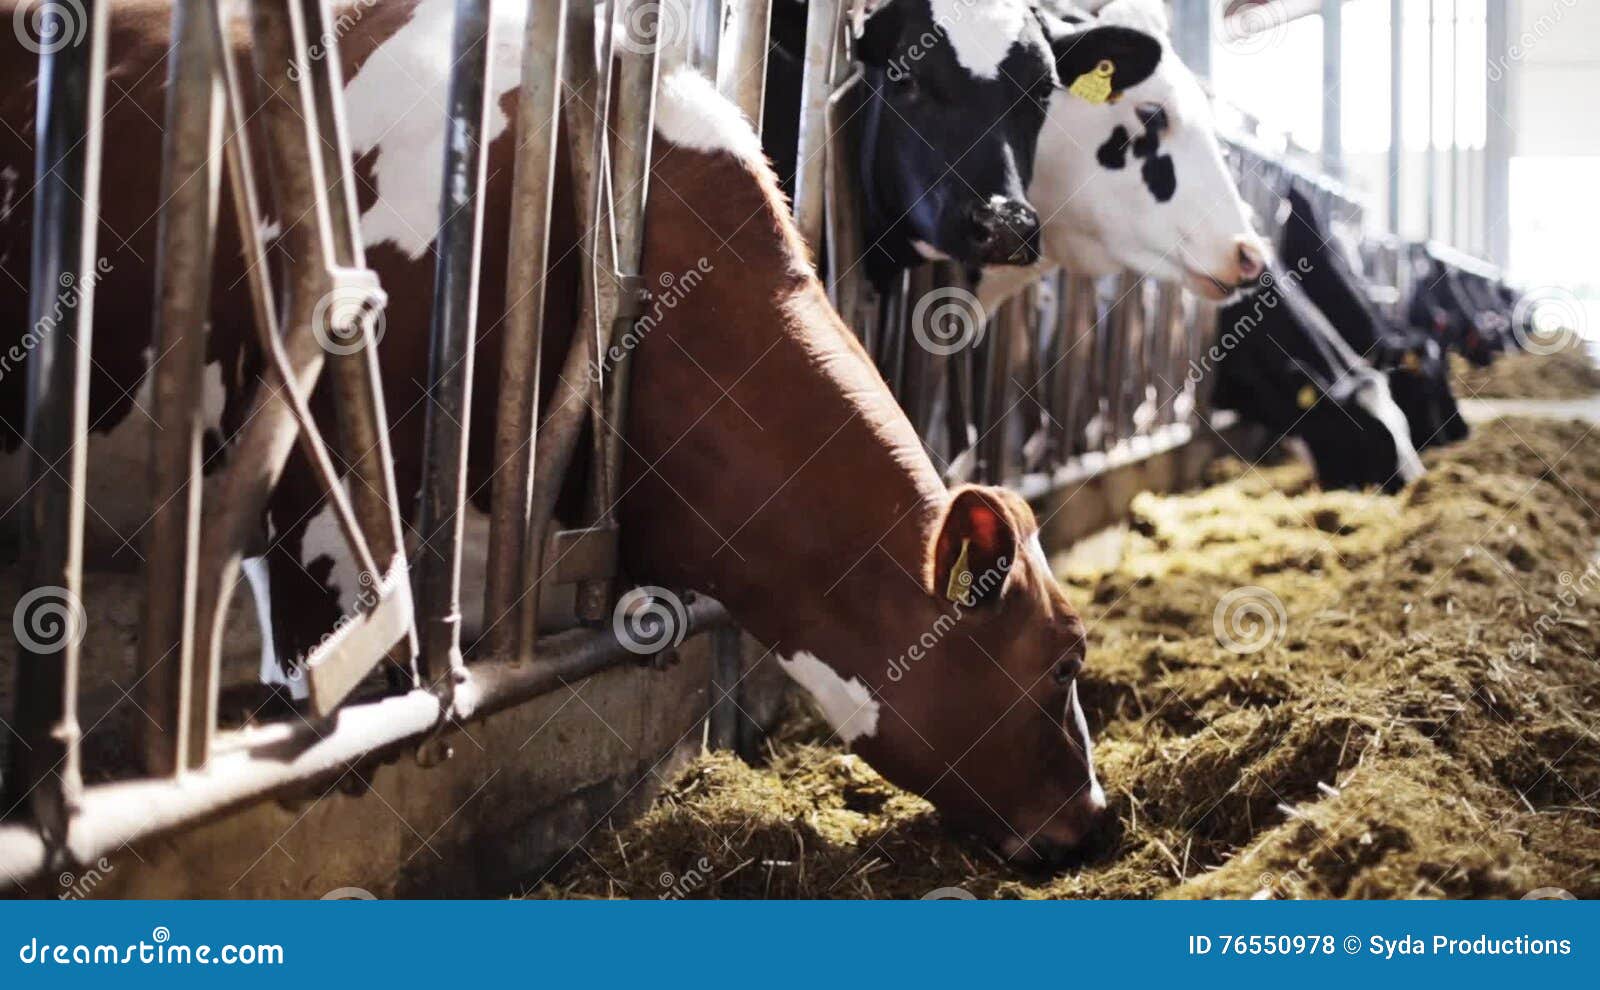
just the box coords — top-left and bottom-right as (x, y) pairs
(1050, 25), (1163, 98)
(853, 2), (902, 68)
(928, 487), (1018, 608)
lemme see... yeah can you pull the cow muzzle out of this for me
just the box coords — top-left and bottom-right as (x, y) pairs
(997, 784), (1111, 870)
(966, 197), (1041, 266)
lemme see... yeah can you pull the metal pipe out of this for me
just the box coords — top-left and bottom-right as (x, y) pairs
(8, 0), (108, 844)
(1388, 0), (1403, 233)
(138, 0), (222, 778)
(1425, 0), (1436, 239)
(793, 0), (840, 252)
(1483, 0), (1512, 268)
(1446, 0), (1457, 246)
(718, 0), (772, 132)
(485, 0), (568, 658)
(1321, 0), (1341, 175)
(416, 0), (495, 679)
(0, 602), (730, 889)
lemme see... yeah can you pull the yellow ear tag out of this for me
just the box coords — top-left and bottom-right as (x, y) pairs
(1296, 384), (1318, 410)
(1402, 350), (1422, 373)
(945, 538), (974, 603)
(1068, 59), (1116, 105)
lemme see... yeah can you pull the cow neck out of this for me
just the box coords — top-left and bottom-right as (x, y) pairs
(623, 137), (949, 654)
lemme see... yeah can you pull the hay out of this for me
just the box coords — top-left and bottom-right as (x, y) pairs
(1452, 347), (1600, 400)
(536, 418), (1600, 899)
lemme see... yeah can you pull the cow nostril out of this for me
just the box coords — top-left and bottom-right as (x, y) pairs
(1235, 238), (1266, 283)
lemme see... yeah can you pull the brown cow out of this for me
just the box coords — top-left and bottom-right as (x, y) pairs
(0, 0), (1104, 865)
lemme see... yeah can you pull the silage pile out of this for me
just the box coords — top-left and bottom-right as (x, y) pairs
(540, 417), (1600, 899)
(1452, 347), (1600, 400)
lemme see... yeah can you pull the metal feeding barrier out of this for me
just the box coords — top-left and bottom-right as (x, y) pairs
(1, 0), (1371, 889)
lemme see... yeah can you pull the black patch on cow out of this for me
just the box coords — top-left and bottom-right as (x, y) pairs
(1049, 25), (1163, 96)
(1131, 126), (1160, 160)
(1096, 126), (1131, 169)
(1141, 153), (1176, 202)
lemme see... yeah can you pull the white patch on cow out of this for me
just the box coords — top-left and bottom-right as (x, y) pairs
(242, 555), (308, 700)
(911, 239), (951, 261)
(1355, 378), (1426, 486)
(930, 0), (1030, 80)
(653, 68), (763, 164)
(343, 0), (527, 259)
(301, 496), (361, 612)
(778, 651), (880, 744)
(258, 217), (282, 243)
(1026, 531), (1051, 574)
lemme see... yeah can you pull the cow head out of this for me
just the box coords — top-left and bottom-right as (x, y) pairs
(854, 486), (1104, 867)
(854, 0), (1060, 283)
(1213, 269), (1426, 493)
(1028, 0), (1265, 299)
(1373, 333), (1469, 449)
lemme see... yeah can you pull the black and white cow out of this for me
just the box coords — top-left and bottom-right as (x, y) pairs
(850, 0), (1167, 288)
(1407, 254), (1511, 367)
(1278, 186), (1467, 449)
(1211, 265), (1426, 494)
(975, 0), (1266, 311)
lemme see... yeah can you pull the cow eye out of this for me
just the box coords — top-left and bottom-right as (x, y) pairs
(1030, 80), (1056, 110)
(1053, 655), (1082, 686)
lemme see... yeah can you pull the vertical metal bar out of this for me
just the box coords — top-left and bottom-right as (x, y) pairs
(138, 0), (222, 777)
(692, 0), (724, 74)
(1322, 0), (1342, 175)
(8, 0), (107, 840)
(659, 0), (693, 74)
(1170, 0), (1213, 80)
(793, 0), (840, 251)
(1425, 0), (1437, 240)
(1483, 0), (1512, 268)
(1389, 0), (1403, 233)
(718, 0), (772, 132)
(485, 0), (567, 658)
(1446, 0), (1457, 246)
(417, 0), (494, 678)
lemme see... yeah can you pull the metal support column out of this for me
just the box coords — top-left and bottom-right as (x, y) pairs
(1171, 0), (1213, 80)
(8, 0), (108, 845)
(1484, 0), (1513, 268)
(1388, 0), (1403, 233)
(1322, 0), (1342, 175)
(417, 0), (495, 681)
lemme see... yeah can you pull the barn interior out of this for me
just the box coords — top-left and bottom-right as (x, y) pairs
(2, 0), (1597, 901)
